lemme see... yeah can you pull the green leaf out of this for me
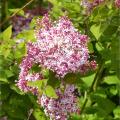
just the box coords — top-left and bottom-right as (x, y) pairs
(48, 0), (58, 5)
(113, 106), (120, 119)
(90, 23), (107, 40)
(4, 105), (27, 119)
(33, 108), (48, 120)
(30, 17), (38, 28)
(82, 73), (95, 87)
(103, 75), (120, 85)
(5, 70), (14, 78)
(10, 84), (25, 95)
(0, 71), (8, 83)
(92, 89), (107, 98)
(3, 25), (12, 41)
(9, 8), (24, 16)
(16, 30), (35, 41)
(90, 24), (101, 40)
(10, 65), (19, 75)
(44, 85), (58, 98)
(47, 71), (60, 88)
(41, 68), (49, 78)
(4, 49), (11, 58)
(96, 43), (103, 52)
(0, 84), (10, 100)
(111, 37), (120, 79)
(88, 42), (94, 53)
(0, 43), (12, 58)
(63, 2), (80, 13)
(0, 77), (8, 83)
(14, 46), (27, 59)
(30, 64), (41, 73)
(27, 79), (48, 89)
(109, 86), (118, 95)
(69, 114), (100, 120)
(90, 95), (116, 116)
(0, 109), (5, 117)
(103, 25), (118, 37)
(69, 114), (81, 120)
(64, 73), (83, 85)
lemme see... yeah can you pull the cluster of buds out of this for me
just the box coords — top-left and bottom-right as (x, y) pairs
(81, 0), (105, 14)
(38, 84), (79, 120)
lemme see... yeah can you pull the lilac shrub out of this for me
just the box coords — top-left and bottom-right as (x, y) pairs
(17, 15), (96, 120)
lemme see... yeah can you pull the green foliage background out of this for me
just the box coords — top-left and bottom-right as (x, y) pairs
(0, 0), (120, 120)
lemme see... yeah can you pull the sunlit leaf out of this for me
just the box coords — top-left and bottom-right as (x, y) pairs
(10, 84), (24, 95)
(5, 70), (14, 78)
(27, 79), (48, 89)
(9, 8), (24, 16)
(3, 25), (12, 41)
(111, 37), (120, 79)
(90, 95), (116, 116)
(44, 85), (58, 98)
(90, 24), (101, 40)
(113, 106), (120, 119)
(103, 75), (120, 85)
(33, 108), (48, 120)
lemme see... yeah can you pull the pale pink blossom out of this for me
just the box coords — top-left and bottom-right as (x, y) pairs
(38, 84), (79, 120)
(34, 15), (95, 77)
(17, 15), (96, 92)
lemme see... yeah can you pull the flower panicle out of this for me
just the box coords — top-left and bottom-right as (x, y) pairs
(17, 15), (97, 120)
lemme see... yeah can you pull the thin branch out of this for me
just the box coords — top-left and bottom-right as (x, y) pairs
(0, 0), (35, 28)
(90, 60), (104, 92)
(80, 59), (105, 114)
(80, 95), (88, 114)
(27, 109), (33, 120)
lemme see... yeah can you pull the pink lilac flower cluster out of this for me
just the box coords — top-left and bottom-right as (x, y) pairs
(115, 0), (120, 8)
(34, 15), (96, 77)
(17, 43), (44, 93)
(11, 7), (48, 36)
(38, 84), (79, 120)
(81, 0), (105, 14)
(18, 72), (43, 94)
(17, 14), (96, 91)
(17, 15), (96, 119)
